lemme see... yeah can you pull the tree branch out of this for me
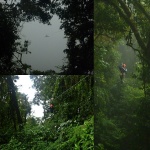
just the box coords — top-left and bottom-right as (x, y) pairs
(109, 0), (146, 51)
(133, 1), (150, 22)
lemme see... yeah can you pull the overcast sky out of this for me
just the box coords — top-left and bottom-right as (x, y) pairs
(15, 75), (44, 118)
(0, 0), (67, 72)
(21, 15), (67, 72)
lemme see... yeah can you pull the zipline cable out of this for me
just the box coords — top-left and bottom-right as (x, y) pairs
(53, 75), (91, 101)
(34, 75), (92, 106)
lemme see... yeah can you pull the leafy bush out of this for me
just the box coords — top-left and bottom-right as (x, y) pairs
(53, 116), (94, 150)
(0, 117), (94, 150)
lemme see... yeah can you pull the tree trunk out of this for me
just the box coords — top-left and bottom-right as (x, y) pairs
(6, 76), (23, 130)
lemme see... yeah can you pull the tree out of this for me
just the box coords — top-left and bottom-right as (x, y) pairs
(0, 0), (55, 74)
(17, 93), (31, 124)
(56, 0), (94, 74)
(95, 1), (150, 149)
(102, 0), (150, 91)
(0, 1), (35, 74)
(0, 75), (31, 145)
(31, 75), (93, 121)
(0, 75), (94, 149)
(6, 76), (23, 130)
(31, 75), (94, 149)
(1, 0), (93, 74)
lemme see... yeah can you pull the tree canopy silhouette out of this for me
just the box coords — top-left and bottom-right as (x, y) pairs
(0, 0), (93, 74)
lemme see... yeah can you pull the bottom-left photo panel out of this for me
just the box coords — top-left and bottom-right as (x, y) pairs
(0, 75), (94, 149)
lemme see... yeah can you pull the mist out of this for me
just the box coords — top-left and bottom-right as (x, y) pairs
(20, 15), (67, 72)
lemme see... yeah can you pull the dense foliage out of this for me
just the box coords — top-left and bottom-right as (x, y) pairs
(95, 0), (150, 149)
(0, 2), (31, 74)
(0, 76), (31, 143)
(0, 75), (94, 149)
(56, 0), (93, 74)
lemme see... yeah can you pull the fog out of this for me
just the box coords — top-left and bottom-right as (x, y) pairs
(118, 42), (138, 76)
(20, 15), (67, 72)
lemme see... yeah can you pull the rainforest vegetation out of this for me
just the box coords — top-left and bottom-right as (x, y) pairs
(0, 75), (94, 149)
(95, 0), (150, 149)
(0, 0), (93, 74)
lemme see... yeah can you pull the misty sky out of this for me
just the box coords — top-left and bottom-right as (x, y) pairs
(20, 15), (67, 72)
(15, 75), (44, 118)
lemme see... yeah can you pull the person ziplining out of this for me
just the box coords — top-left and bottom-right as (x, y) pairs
(49, 103), (54, 113)
(118, 63), (127, 82)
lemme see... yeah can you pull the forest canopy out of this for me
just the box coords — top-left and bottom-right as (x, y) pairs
(0, 75), (94, 149)
(95, 0), (150, 149)
(0, 0), (93, 74)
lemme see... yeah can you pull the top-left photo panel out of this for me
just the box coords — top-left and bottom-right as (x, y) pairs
(0, 0), (93, 75)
